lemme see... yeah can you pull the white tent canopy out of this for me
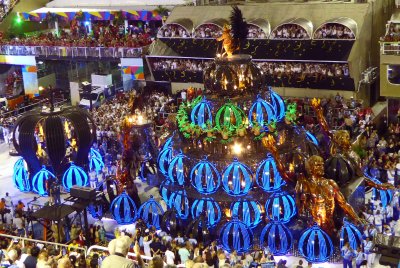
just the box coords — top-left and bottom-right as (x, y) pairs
(46, 0), (188, 8)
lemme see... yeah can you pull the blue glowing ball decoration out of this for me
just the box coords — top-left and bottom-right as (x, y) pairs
(159, 180), (172, 203)
(186, 214), (210, 245)
(110, 191), (137, 225)
(90, 148), (102, 160)
(260, 222), (293, 255)
(222, 158), (253, 196)
(220, 218), (253, 253)
(299, 223), (334, 263)
(62, 162), (88, 192)
(372, 188), (393, 208)
(168, 189), (190, 219)
(191, 97), (213, 129)
(138, 196), (164, 229)
(157, 145), (173, 177)
(190, 156), (221, 194)
(13, 158), (30, 192)
(248, 95), (276, 128)
(161, 136), (173, 151)
(161, 208), (181, 236)
(32, 166), (56, 196)
(340, 218), (363, 255)
(269, 87), (286, 122)
(167, 152), (188, 186)
(89, 154), (104, 173)
(231, 200), (262, 228)
(88, 203), (103, 219)
(255, 154), (285, 192)
(191, 198), (221, 227)
(265, 191), (296, 223)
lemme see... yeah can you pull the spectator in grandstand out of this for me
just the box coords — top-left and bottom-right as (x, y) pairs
(314, 24), (355, 39)
(193, 24), (223, 38)
(247, 24), (267, 39)
(23, 246), (40, 268)
(270, 24), (309, 39)
(157, 24), (190, 38)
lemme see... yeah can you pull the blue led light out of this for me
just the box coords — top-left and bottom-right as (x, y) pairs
(167, 152), (188, 186)
(90, 148), (102, 160)
(89, 154), (104, 173)
(220, 218), (253, 253)
(110, 191), (137, 225)
(269, 87), (286, 122)
(248, 94), (276, 128)
(190, 156), (221, 194)
(138, 195), (164, 229)
(32, 166), (56, 196)
(157, 146), (173, 177)
(231, 200), (262, 228)
(168, 189), (190, 219)
(265, 191), (296, 223)
(191, 198), (221, 227)
(159, 179), (172, 203)
(62, 162), (88, 192)
(255, 154), (285, 192)
(88, 203), (103, 219)
(191, 96), (213, 129)
(340, 218), (362, 255)
(304, 128), (319, 146)
(222, 158), (253, 196)
(13, 158), (30, 192)
(260, 221), (293, 255)
(299, 223), (334, 263)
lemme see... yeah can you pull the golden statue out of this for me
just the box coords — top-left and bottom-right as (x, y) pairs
(263, 135), (367, 233)
(310, 98), (395, 190)
(216, 25), (235, 57)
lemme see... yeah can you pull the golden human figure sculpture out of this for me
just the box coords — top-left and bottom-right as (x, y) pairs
(262, 135), (366, 234)
(310, 98), (395, 190)
(216, 25), (235, 57)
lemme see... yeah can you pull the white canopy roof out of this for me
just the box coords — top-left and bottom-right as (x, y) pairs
(46, 0), (188, 9)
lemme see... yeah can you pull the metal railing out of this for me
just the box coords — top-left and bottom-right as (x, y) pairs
(87, 245), (153, 263)
(0, 45), (147, 58)
(380, 42), (400, 55)
(1, 99), (68, 119)
(0, 233), (87, 256)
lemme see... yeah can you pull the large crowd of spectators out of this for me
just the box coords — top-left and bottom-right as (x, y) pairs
(381, 22), (400, 42)
(247, 24), (267, 39)
(313, 23), (355, 39)
(157, 24), (190, 38)
(193, 24), (222, 39)
(270, 24), (309, 39)
(151, 58), (212, 73)
(1, 23), (153, 48)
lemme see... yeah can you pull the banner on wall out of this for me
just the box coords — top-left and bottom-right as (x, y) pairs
(0, 55), (36, 66)
(121, 58), (144, 91)
(22, 65), (39, 96)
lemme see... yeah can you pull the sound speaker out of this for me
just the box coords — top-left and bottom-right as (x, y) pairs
(70, 186), (96, 200)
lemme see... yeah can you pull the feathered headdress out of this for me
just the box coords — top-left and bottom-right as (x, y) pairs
(229, 6), (248, 50)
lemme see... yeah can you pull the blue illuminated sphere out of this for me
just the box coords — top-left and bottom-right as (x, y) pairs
(138, 196), (164, 229)
(265, 191), (296, 223)
(167, 152), (188, 186)
(260, 221), (293, 255)
(255, 154), (285, 192)
(158, 145), (174, 177)
(191, 198), (221, 227)
(190, 156), (221, 194)
(32, 166), (56, 196)
(340, 218), (363, 256)
(159, 179), (172, 203)
(89, 154), (104, 173)
(62, 162), (88, 192)
(220, 218), (253, 253)
(13, 158), (30, 192)
(191, 96), (213, 129)
(161, 136), (174, 151)
(90, 148), (102, 160)
(222, 158), (253, 196)
(168, 189), (190, 219)
(269, 87), (286, 122)
(110, 191), (137, 225)
(299, 223), (334, 263)
(248, 95), (276, 128)
(230, 200), (262, 228)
